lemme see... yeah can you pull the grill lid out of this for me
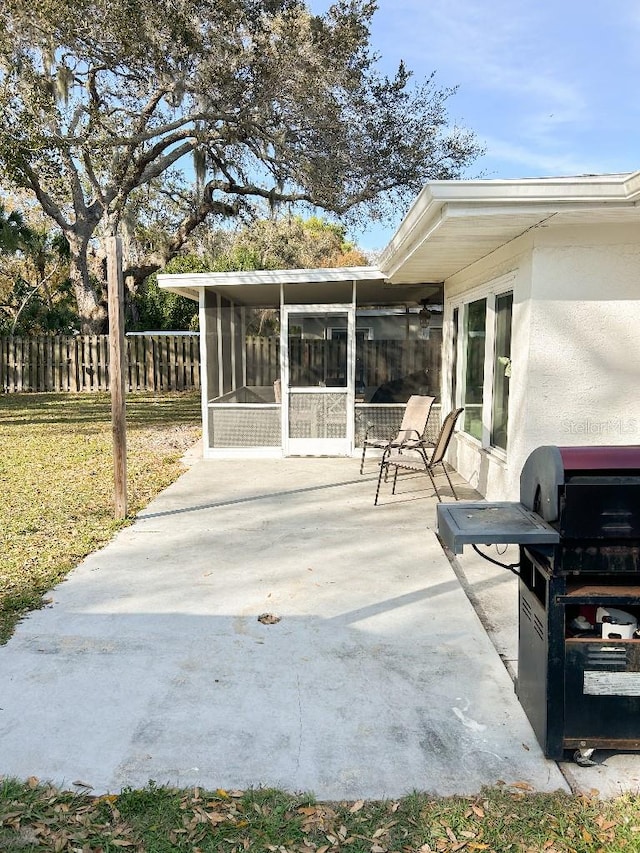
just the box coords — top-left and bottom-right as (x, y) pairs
(559, 446), (640, 472)
(520, 446), (640, 522)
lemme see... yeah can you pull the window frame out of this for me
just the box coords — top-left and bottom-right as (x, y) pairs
(449, 274), (514, 455)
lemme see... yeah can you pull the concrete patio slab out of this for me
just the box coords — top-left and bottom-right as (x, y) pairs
(1, 458), (567, 799)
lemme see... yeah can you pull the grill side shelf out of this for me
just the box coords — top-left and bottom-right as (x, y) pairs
(436, 501), (560, 555)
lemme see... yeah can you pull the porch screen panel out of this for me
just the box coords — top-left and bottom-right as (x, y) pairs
(289, 393), (347, 439)
(204, 289), (220, 399)
(288, 340), (347, 388)
(220, 296), (233, 395)
(208, 406), (281, 447)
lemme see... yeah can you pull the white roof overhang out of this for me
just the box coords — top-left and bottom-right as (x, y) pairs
(158, 265), (441, 306)
(379, 171), (640, 284)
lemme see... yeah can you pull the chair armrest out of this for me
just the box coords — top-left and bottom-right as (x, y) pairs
(395, 428), (421, 448)
(363, 423), (396, 443)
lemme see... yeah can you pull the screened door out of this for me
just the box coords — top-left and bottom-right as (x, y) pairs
(281, 305), (355, 455)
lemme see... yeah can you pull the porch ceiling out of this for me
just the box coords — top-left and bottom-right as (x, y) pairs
(158, 266), (442, 307)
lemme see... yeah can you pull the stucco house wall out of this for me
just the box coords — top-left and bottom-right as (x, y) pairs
(443, 221), (640, 500)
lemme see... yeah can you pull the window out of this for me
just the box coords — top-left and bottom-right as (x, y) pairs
(451, 284), (514, 452)
(463, 298), (486, 440)
(491, 293), (513, 450)
(451, 306), (459, 406)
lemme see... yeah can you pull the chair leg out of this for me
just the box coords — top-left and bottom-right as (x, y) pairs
(426, 467), (442, 502)
(391, 465), (399, 495)
(360, 443), (367, 475)
(441, 462), (459, 500)
(374, 457), (387, 505)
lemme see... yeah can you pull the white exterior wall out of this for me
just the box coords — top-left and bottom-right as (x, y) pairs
(523, 223), (640, 472)
(443, 221), (640, 500)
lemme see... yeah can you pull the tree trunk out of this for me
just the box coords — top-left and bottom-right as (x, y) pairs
(67, 233), (108, 333)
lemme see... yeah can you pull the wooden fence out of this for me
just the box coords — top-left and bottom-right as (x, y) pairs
(0, 334), (201, 393)
(1, 332), (441, 394)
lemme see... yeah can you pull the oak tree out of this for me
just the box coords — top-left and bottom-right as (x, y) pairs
(0, 0), (481, 331)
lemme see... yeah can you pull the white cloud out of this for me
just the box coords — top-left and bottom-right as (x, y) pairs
(476, 136), (600, 179)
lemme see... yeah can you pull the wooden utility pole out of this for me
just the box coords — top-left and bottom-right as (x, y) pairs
(107, 236), (127, 519)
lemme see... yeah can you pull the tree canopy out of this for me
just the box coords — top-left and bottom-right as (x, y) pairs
(0, 0), (482, 331)
(133, 215), (369, 332)
(0, 201), (75, 334)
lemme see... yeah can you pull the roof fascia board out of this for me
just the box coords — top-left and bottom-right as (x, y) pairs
(425, 171), (640, 202)
(623, 171), (640, 199)
(157, 266), (385, 290)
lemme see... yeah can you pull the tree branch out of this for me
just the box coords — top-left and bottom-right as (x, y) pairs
(122, 195), (239, 287)
(20, 163), (72, 232)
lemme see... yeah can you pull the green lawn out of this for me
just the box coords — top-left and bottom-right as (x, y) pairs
(1, 779), (640, 853)
(0, 391), (201, 643)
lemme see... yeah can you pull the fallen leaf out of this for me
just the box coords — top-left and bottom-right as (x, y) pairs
(595, 816), (616, 831)
(27, 776), (39, 788)
(511, 781), (533, 791)
(581, 829), (593, 843)
(258, 612), (281, 624)
(471, 805), (485, 818)
(350, 799), (365, 813)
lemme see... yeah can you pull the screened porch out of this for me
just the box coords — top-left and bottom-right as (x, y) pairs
(158, 268), (443, 458)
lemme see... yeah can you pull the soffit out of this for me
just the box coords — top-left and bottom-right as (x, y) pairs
(384, 209), (550, 284)
(380, 172), (640, 285)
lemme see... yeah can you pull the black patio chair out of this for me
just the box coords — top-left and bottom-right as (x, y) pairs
(360, 394), (435, 474)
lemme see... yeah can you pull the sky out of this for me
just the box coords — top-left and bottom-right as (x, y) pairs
(310, 0), (640, 251)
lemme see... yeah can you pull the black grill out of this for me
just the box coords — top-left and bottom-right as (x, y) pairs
(437, 445), (640, 759)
